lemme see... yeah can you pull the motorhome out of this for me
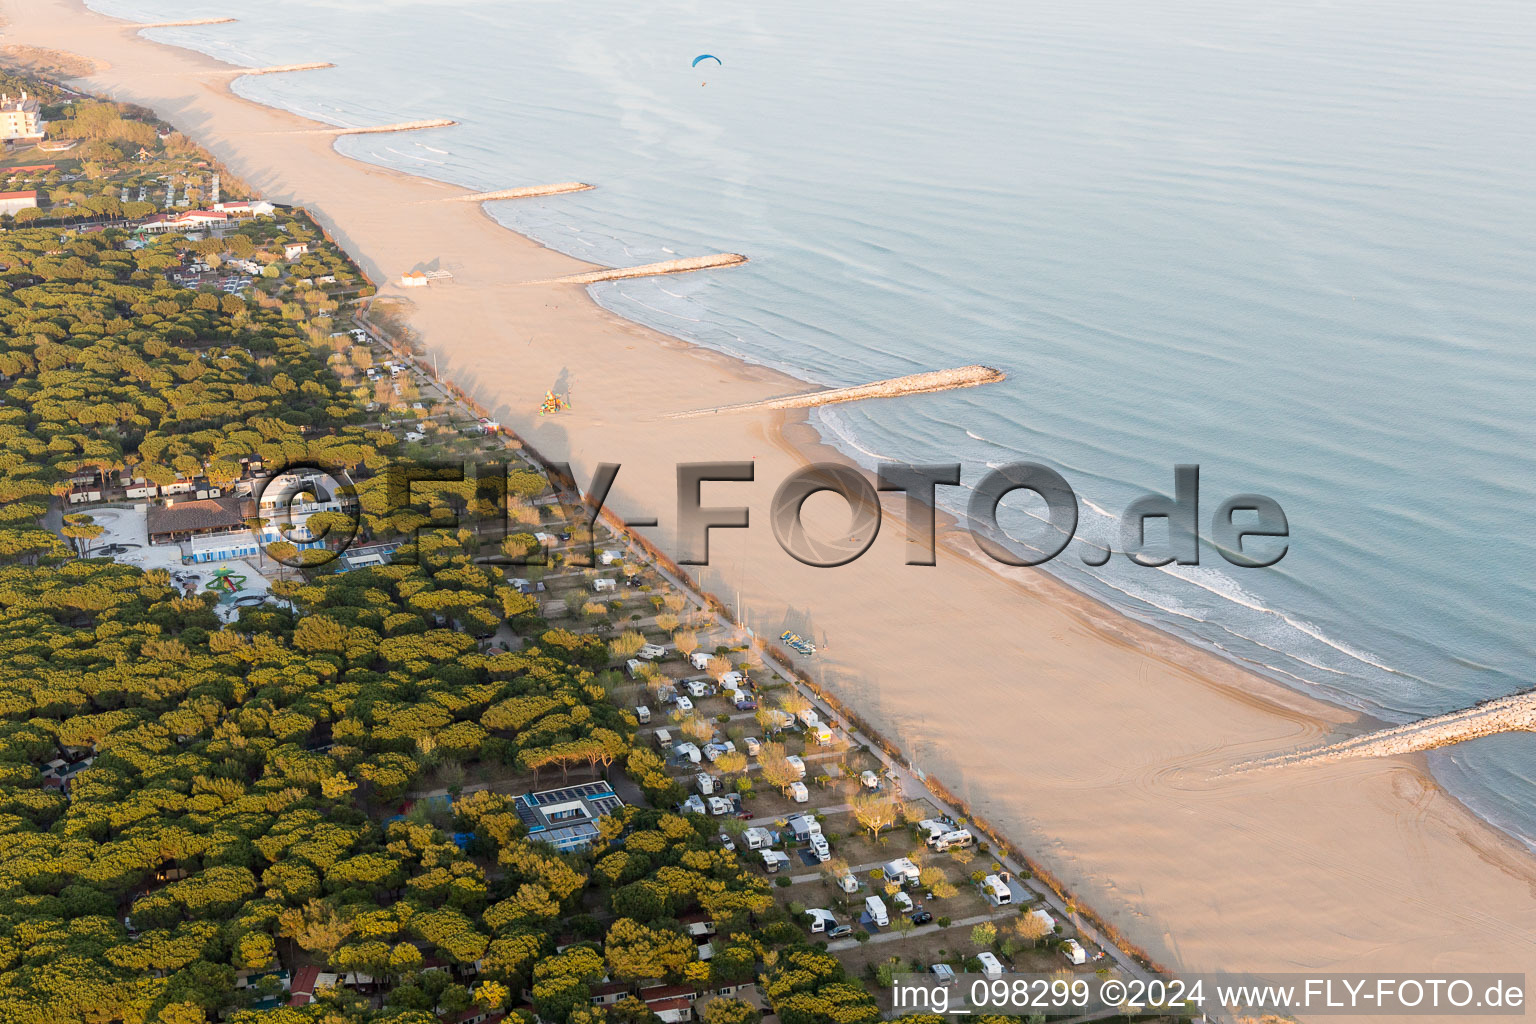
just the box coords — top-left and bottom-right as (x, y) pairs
(981, 874), (1012, 906)
(916, 818), (951, 843)
(837, 872), (859, 894)
(673, 742), (701, 764)
(684, 679), (709, 698)
(706, 796), (733, 816)
(930, 828), (974, 852)
(860, 770), (881, 789)
(884, 858), (921, 885)
(798, 708), (820, 728)
(976, 951), (1005, 977)
(761, 850), (791, 873)
(809, 834), (830, 862)
(1062, 939), (1087, 965)
(625, 659), (645, 679)
(785, 755), (806, 779)
(742, 736), (762, 756)
(634, 705), (651, 724)
(652, 728), (672, 750)
(638, 643), (667, 660)
(864, 895), (889, 927)
(811, 723), (833, 746)
(696, 773), (719, 796)
(788, 781), (809, 803)
(806, 908), (837, 934)
(690, 651), (712, 671)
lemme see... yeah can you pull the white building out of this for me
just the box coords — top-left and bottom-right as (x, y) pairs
(0, 92), (44, 142)
(0, 190), (39, 217)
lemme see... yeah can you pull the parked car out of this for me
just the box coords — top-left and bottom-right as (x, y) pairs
(911, 910), (933, 925)
(828, 924), (853, 938)
(718, 834), (735, 852)
(734, 697), (758, 711)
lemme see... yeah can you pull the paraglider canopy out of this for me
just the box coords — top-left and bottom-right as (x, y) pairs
(692, 54), (722, 68)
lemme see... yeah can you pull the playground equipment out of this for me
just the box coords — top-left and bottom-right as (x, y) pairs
(539, 390), (570, 416)
(207, 567), (247, 594)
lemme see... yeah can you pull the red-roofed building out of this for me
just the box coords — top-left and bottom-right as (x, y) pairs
(0, 190), (38, 216)
(288, 965), (321, 1007)
(646, 997), (694, 1023)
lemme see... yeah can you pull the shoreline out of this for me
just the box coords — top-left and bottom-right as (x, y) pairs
(11, 0), (1536, 1007)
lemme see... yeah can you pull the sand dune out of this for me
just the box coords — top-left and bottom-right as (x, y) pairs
(6, 0), (1534, 1015)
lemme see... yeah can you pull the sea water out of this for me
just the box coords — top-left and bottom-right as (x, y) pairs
(88, 0), (1536, 844)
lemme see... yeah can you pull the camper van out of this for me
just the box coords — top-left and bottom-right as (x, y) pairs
(809, 834), (830, 862)
(864, 895), (889, 928)
(638, 643), (667, 660)
(811, 723), (833, 746)
(837, 872), (860, 894)
(743, 736), (762, 756)
(696, 773), (719, 796)
(884, 858), (921, 886)
(798, 708), (820, 728)
(706, 796), (733, 816)
(930, 829), (974, 852)
(806, 908), (837, 934)
(1062, 939), (1087, 965)
(788, 781), (809, 803)
(653, 728), (672, 750)
(681, 794), (706, 815)
(634, 705), (651, 724)
(761, 850), (790, 873)
(980, 874), (1012, 906)
(684, 679), (709, 698)
(625, 659), (645, 679)
(860, 770), (881, 790)
(785, 755), (806, 779)
(976, 951), (1005, 978)
(690, 651), (712, 671)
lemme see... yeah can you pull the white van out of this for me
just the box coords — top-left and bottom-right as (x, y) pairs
(685, 679), (709, 698)
(634, 705), (651, 724)
(976, 951), (1004, 977)
(864, 895), (889, 927)
(696, 773), (719, 795)
(807, 908), (837, 934)
(837, 872), (859, 894)
(798, 707), (820, 728)
(1062, 939), (1087, 965)
(811, 724), (833, 746)
(625, 659), (645, 679)
(706, 796), (733, 815)
(789, 781), (809, 803)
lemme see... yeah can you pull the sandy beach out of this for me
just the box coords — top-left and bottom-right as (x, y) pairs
(7, 0), (1534, 1012)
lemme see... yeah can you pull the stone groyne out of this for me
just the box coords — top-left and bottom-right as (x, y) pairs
(451, 183), (594, 202)
(533, 252), (747, 285)
(671, 364), (1006, 418)
(331, 119), (457, 136)
(238, 63), (335, 76)
(128, 18), (237, 28)
(1236, 690), (1536, 773)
